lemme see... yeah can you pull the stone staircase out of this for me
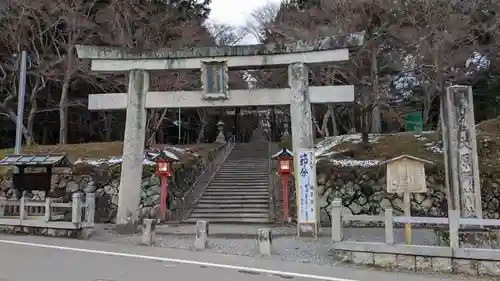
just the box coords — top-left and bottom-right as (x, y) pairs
(185, 143), (271, 223)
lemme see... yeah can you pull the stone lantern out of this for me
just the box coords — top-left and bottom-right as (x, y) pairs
(215, 120), (226, 144)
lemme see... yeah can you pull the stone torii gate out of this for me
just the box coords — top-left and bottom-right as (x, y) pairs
(76, 33), (364, 236)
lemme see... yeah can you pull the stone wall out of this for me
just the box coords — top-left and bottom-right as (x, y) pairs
(0, 158), (208, 223)
(276, 161), (500, 226)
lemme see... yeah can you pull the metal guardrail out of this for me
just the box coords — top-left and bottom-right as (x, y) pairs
(179, 138), (235, 221)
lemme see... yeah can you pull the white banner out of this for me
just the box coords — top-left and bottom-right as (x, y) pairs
(297, 149), (316, 223)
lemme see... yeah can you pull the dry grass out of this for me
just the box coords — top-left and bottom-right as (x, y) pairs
(317, 118), (500, 171)
(335, 132), (442, 162)
(0, 142), (220, 160)
(0, 142), (222, 176)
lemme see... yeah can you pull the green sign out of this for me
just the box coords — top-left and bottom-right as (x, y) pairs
(404, 111), (423, 132)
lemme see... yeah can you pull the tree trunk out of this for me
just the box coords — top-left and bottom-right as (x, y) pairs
(59, 47), (74, 145)
(328, 104), (339, 136)
(370, 43), (381, 133)
(4, 110), (30, 141)
(197, 108), (208, 144)
(26, 79), (43, 146)
(146, 109), (168, 146)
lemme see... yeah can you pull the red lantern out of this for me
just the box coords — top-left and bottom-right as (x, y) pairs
(156, 160), (172, 177)
(278, 156), (292, 175)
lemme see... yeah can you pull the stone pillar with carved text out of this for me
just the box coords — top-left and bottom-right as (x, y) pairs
(441, 85), (482, 219)
(289, 62), (318, 237)
(116, 69), (149, 233)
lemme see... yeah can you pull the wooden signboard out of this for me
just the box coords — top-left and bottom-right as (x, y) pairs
(381, 155), (433, 245)
(386, 157), (427, 194)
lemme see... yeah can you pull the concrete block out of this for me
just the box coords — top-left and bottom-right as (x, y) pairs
(352, 252), (374, 265)
(453, 259), (478, 276)
(194, 220), (209, 250)
(374, 253), (397, 268)
(140, 219), (156, 246)
(257, 228), (272, 256)
(478, 261), (500, 276)
(397, 254), (415, 270)
(431, 257), (452, 273)
(415, 256), (432, 271)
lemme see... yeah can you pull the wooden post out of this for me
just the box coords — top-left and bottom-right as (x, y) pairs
(72, 193), (83, 224)
(403, 191), (412, 245)
(44, 197), (52, 222)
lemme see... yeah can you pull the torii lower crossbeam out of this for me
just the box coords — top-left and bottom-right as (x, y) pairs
(89, 86), (354, 110)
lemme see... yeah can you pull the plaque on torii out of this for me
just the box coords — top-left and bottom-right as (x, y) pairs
(200, 59), (229, 100)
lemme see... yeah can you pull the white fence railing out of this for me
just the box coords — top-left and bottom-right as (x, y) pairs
(0, 192), (95, 229)
(330, 199), (500, 261)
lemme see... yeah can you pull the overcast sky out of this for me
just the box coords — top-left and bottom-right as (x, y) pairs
(209, 0), (281, 44)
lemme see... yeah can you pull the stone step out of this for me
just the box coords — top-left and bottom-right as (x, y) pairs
(189, 213), (269, 218)
(207, 185), (268, 189)
(211, 179), (269, 182)
(212, 177), (268, 181)
(191, 208), (268, 214)
(224, 158), (268, 161)
(211, 179), (268, 182)
(222, 165), (267, 168)
(217, 166), (269, 175)
(212, 174), (269, 180)
(206, 186), (269, 190)
(214, 172), (269, 175)
(202, 192), (269, 197)
(218, 166), (269, 170)
(206, 187), (268, 191)
(183, 217), (271, 224)
(197, 199), (268, 204)
(196, 203), (268, 209)
(216, 171), (268, 174)
(218, 166), (269, 169)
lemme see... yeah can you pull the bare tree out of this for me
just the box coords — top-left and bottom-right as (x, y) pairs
(206, 21), (247, 46)
(246, 2), (280, 43)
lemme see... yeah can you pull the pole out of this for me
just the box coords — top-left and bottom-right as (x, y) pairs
(15, 50), (27, 155)
(283, 174), (289, 223)
(403, 191), (412, 244)
(178, 108), (181, 144)
(160, 176), (167, 220)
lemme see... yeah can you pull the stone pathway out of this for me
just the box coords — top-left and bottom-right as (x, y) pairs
(87, 224), (497, 280)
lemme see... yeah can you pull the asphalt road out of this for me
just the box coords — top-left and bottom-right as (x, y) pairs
(0, 235), (487, 281)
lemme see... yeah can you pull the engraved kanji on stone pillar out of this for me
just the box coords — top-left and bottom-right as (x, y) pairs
(201, 59), (229, 100)
(441, 85), (482, 219)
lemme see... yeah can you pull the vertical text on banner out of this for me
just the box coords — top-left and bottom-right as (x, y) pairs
(298, 149), (316, 223)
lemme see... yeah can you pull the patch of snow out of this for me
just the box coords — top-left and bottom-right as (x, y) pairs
(414, 134), (427, 141)
(74, 157), (157, 166)
(315, 134), (379, 157)
(168, 146), (187, 153)
(329, 159), (380, 168)
(73, 147), (186, 166)
(426, 142), (444, 154)
(147, 150), (180, 161)
(321, 149), (349, 157)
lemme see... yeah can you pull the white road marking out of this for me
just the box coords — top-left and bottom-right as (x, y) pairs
(0, 238), (358, 281)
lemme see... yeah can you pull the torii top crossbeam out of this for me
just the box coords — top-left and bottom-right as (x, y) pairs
(76, 32), (365, 71)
